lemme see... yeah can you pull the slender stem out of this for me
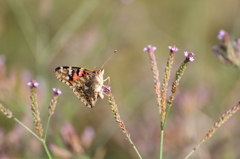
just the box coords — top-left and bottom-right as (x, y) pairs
(184, 142), (202, 159)
(13, 117), (42, 141)
(163, 104), (171, 128)
(42, 140), (52, 159)
(107, 91), (142, 159)
(126, 134), (142, 159)
(160, 104), (170, 159)
(44, 115), (51, 140)
(160, 130), (164, 159)
(13, 117), (52, 159)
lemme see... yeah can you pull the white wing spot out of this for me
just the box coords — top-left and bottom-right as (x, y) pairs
(84, 85), (89, 90)
(68, 67), (72, 75)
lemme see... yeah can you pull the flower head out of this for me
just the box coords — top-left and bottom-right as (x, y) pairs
(217, 30), (229, 42)
(52, 88), (62, 95)
(218, 30), (226, 40)
(27, 80), (39, 87)
(168, 45), (179, 53)
(184, 52), (195, 62)
(101, 86), (111, 93)
(0, 104), (13, 118)
(143, 45), (157, 52)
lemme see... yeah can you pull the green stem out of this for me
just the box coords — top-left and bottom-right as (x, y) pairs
(44, 115), (52, 140)
(160, 129), (164, 159)
(42, 140), (52, 159)
(13, 117), (42, 140)
(126, 134), (142, 159)
(163, 104), (171, 128)
(13, 117), (52, 159)
(184, 142), (202, 159)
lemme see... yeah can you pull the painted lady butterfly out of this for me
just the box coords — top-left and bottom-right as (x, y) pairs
(55, 66), (106, 108)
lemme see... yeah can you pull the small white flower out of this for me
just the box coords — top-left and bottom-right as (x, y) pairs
(184, 51), (195, 62)
(52, 88), (62, 95)
(143, 45), (157, 52)
(27, 80), (39, 87)
(168, 46), (179, 52)
(217, 30), (226, 40)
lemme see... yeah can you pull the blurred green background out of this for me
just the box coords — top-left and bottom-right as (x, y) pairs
(0, 0), (240, 158)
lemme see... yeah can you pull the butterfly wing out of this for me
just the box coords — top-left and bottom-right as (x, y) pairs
(55, 66), (103, 108)
(72, 68), (99, 108)
(55, 66), (97, 108)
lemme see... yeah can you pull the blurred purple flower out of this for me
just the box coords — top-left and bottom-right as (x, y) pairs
(101, 85), (111, 92)
(184, 52), (195, 62)
(217, 30), (229, 42)
(81, 126), (95, 149)
(218, 30), (226, 40)
(27, 80), (39, 87)
(52, 88), (62, 95)
(143, 45), (157, 52)
(168, 45), (179, 53)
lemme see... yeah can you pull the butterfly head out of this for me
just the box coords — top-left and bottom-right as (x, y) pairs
(96, 69), (104, 76)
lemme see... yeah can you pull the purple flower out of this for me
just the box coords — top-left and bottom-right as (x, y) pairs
(52, 88), (62, 95)
(168, 45), (179, 53)
(101, 86), (111, 92)
(143, 45), (157, 52)
(27, 80), (39, 87)
(218, 30), (227, 40)
(184, 51), (195, 62)
(217, 30), (229, 43)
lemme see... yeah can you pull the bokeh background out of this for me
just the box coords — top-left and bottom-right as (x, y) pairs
(0, 0), (240, 158)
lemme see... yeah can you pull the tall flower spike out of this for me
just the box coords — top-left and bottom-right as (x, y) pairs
(164, 51), (195, 127)
(28, 80), (44, 138)
(172, 52), (195, 94)
(213, 30), (240, 67)
(212, 45), (232, 65)
(201, 101), (240, 143)
(185, 101), (240, 158)
(144, 45), (161, 116)
(48, 88), (62, 116)
(160, 45), (178, 127)
(0, 103), (13, 118)
(105, 88), (142, 159)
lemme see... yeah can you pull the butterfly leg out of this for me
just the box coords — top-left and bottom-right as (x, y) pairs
(97, 77), (110, 99)
(104, 77), (110, 84)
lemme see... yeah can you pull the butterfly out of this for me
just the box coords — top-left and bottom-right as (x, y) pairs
(55, 66), (107, 108)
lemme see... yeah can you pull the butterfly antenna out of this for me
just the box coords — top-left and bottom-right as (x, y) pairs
(101, 50), (117, 68)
